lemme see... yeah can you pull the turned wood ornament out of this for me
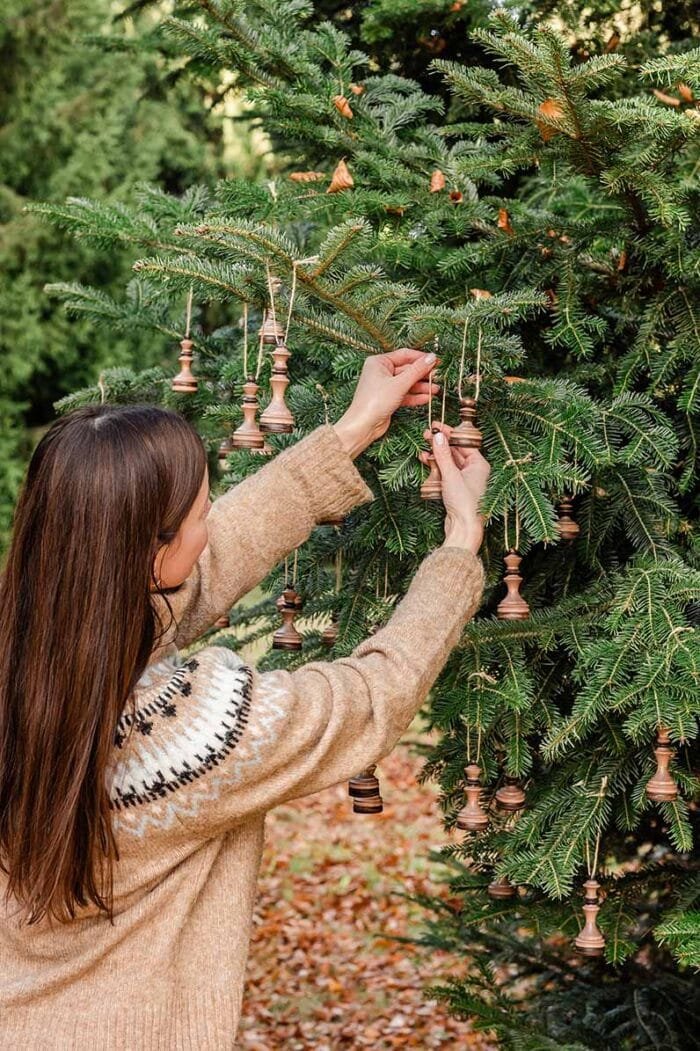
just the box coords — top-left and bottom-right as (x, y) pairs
(495, 776), (527, 812)
(496, 551), (530, 621)
(487, 874), (517, 899)
(259, 300), (285, 346)
(646, 725), (679, 802)
(556, 496), (580, 542)
(456, 764), (490, 832)
(449, 397), (483, 449)
(348, 764), (383, 814)
(260, 343), (295, 433)
(321, 615), (339, 649)
(420, 427), (443, 501)
(171, 337), (198, 393)
(217, 436), (233, 463)
(272, 587), (303, 651)
(574, 879), (606, 957)
(232, 376), (266, 449)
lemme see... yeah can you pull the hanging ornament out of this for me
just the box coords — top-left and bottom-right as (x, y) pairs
(348, 764), (384, 814)
(232, 376), (266, 448)
(495, 776), (527, 812)
(171, 288), (198, 393)
(333, 94), (353, 119)
(272, 586), (303, 651)
(487, 874), (517, 900)
(556, 496), (580, 541)
(645, 725), (678, 802)
(574, 879), (606, 957)
(456, 764), (490, 832)
(217, 435), (233, 463)
(259, 271), (295, 434)
(496, 551), (530, 621)
(420, 429), (443, 501)
(449, 397), (483, 449)
(430, 169), (446, 192)
(327, 158), (354, 193)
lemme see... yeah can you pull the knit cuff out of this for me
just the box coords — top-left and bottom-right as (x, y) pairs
(279, 423), (375, 522)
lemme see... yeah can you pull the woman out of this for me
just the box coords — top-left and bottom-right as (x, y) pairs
(0, 347), (488, 1049)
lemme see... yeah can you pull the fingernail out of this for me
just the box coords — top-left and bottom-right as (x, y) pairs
(425, 352), (436, 363)
(435, 431), (445, 445)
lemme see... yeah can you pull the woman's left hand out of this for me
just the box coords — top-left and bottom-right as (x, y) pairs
(332, 348), (441, 458)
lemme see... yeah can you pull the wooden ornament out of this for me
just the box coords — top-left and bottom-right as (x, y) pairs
(456, 764), (489, 832)
(420, 427), (443, 501)
(430, 169), (446, 192)
(496, 551), (530, 621)
(349, 764), (383, 814)
(272, 587), (303, 651)
(495, 776), (526, 812)
(322, 615), (339, 649)
(646, 725), (678, 802)
(574, 879), (606, 957)
(171, 337), (198, 393)
(487, 875), (517, 899)
(327, 158), (354, 193)
(333, 94), (353, 119)
(217, 435), (233, 463)
(259, 306), (285, 347)
(232, 376), (266, 449)
(556, 496), (580, 541)
(449, 397), (482, 449)
(260, 344), (295, 433)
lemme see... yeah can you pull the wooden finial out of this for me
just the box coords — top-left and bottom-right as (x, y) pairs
(420, 426), (443, 501)
(272, 587), (303, 651)
(496, 551), (530, 621)
(259, 303), (285, 346)
(556, 496), (580, 541)
(449, 397), (483, 449)
(260, 343), (295, 433)
(349, 765), (383, 814)
(495, 776), (527, 812)
(487, 874), (517, 899)
(171, 337), (198, 393)
(232, 376), (266, 449)
(646, 725), (679, 802)
(456, 763), (489, 832)
(574, 879), (606, 957)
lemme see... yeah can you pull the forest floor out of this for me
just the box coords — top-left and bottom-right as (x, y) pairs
(235, 713), (497, 1050)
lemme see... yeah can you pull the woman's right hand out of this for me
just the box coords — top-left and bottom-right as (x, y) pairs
(418, 422), (490, 554)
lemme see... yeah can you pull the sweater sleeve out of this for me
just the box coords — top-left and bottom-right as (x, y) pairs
(112, 546), (485, 841)
(151, 424), (374, 655)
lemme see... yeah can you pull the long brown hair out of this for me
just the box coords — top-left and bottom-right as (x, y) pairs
(0, 403), (207, 926)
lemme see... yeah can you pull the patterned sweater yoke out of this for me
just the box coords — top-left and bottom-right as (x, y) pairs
(0, 423), (485, 1050)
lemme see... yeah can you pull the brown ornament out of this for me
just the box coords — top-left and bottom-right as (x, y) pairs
(349, 764), (383, 814)
(232, 376), (266, 449)
(646, 725), (679, 802)
(259, 305), (285, 346)
(419, 430), (443, 502)
(456, 764), (490, 832)
(171, 337), (198, 393)
(497, 208), (514, 235)
(449, 397), (483, 449)
(322, 615), (339, 649)
(574, 879), (606, 957)
(430, 169), (446, 192)
(260, 343), (295, 433)
(272, 587), (303, 651)
(333, 94), (353, 119)
(496, 551), (530, 621)
(556, 496), (580, 542)
(487, 874), (517, 899)
(327, 158), (354, 194)
(495, 776), (526, 812)
(217, 435), (233, 463)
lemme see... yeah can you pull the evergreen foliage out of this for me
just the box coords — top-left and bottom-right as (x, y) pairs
(33, 2), (699, 1045)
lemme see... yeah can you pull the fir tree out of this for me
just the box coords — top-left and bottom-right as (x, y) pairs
(31, 2), (699, 1045)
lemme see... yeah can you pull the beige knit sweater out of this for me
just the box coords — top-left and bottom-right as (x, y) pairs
(0, 423), (485, 1050)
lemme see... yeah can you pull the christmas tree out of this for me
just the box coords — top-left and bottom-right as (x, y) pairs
(30, 2), (699, 1045)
